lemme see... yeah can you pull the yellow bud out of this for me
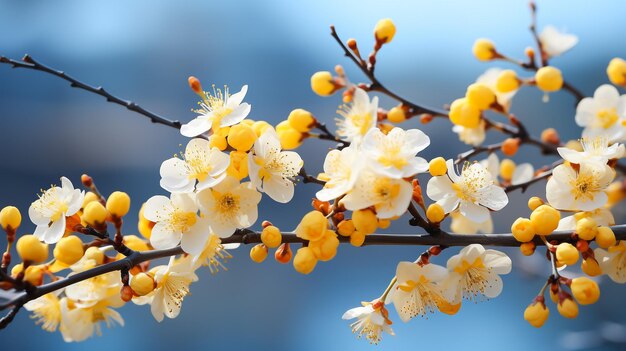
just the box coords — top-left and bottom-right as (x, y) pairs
(16, 235), (48, 263)
(377, 218), (391, 229)
(511, 217), (535, 243)
(499, 159), (516, 181)
(295, 211), (328, 242)
(350, 231), (366, 247)
(524, 302), (549, 328)
(138, 204), (154, 239)
(606, 181), (626, 207)
(429, 157), (448, 177)
(472, 38), (496, 61)
(261, 225), (282, 248)
(337, 220), (355, 237)
(387, 106), (406, 123)
(466, 83), (496, 110)
(535, 66), (563, 92)
(575, 217), (598, 241)
(556, 243), (579, 266)
(293, 247), (318, 274)
(123, 235), (150, 252)
(82, 191), (99, 208)
(352, 209), (377, 235)
(374, 19), (396, 44)
(228, 123), (257, 152)
(250, 244), (268, 263)
(84, 246), (105, 265)
(252, 121), (272, 137)
(570, 277), (600, 305)
(308, 230), (339, 261)
(607, 57), (626, 86)
(82, 201), (108, 226)
(277, 125), (303, 150)
(449, 98), (481, 128)
(557, 298), (579, 319)
(496, 69), (520, 93)
(287, 109), (316, 133)
(130, 272), (155, 296)
(595, 226), (616, 248)
(426, 204), (445, 223)
(227, 151), (249, 180)
(209, 134), (228, 151)
(10, 263), (22, 276)
(527, 197), (544, 211)
(530, 205), (560, 235)
(520, 242), (536, 256)
(581, 257), (602, 277)
(23, 265), (45, 286)
(0, 206), (21, 231)
(106, 191), (131, 218)
(311, 71), (336, 96)
(53, 236), (84, 266)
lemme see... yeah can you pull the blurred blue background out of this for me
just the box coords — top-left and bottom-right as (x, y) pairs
(1, 0), (626, 350)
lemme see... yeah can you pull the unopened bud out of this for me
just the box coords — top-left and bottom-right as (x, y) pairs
(81, 174), (93, 187)
(541, 128), (560, 145)
(188, 76), (203, 95)
(274, 243), (292, 264)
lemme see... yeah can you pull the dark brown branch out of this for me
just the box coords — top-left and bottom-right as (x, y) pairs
(0, 55), (182, 130)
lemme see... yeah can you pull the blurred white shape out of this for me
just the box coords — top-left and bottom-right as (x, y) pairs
(559, 330), (602, 350)
(600, 322), (626, 343)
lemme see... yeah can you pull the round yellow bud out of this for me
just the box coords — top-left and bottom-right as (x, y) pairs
(496, 69), (520, 93)
(575, 217), (598, 241)
(570, 277), (600, 305)
(337, 220), (355, 237)
(556, 243), (579, 266)
(426, 204), (445, 223)
(520, 242), (536, 256)
(449, 98), (481, 128)
(377, 218), (391, 229)
(131, 272), (155, 296)
(287, 109), (316, 133)
(524, 302), (549, 328)
(595, 226), (616, 249)
(607, 57), (626, 86)
(295, 211), (328, 242)
(466, 83), (496, 110)
(252, 121), (272, 137)
(374, 18), (396, 44)
(308, 230), (339, 261)
(106, 191), (131, 218)
(0, 206), (21, 231)
(472, 38), (496, 61)
(535, 66), (563, 92)
(261, 225), (282, 248)
(499, 159), (516, 181)
(123, 235), (150, 252)
(209, 134), (228, 151)
(310, 71), (335, 96)
(82, 191), (99, 208)
(84, 246), (105, 265)
(527, 197), (544, 211)
(350, 231), (366, 247)
(277, 125), (303, 150)
(16, 235), (48, 263)
(138, 204), (154, 239)
(511, 217), (535, 243)
(581, 257), (602, 277)
(293, 247), (318, 274)
(82, 201), (108, 226)
(227, 150), (249, 180)
(387, 106), (406, 123)
(557, 298), (579, 319)
(23, 265), (45, 286)
(429, 157), (448, 177)
(250, 244), (268, 263)
(228, 123), (257, 152)
(53, 236), (84, 266)
(530, 205), (560, 235)
(352, 209), (378, 235)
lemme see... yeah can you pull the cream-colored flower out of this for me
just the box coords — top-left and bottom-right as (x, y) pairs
(361, 127), (430, 178)
(197, 176), (261, 237)
(595, 242), (626, 283)
(452, 120), (486, 147)
(191, 233), (237, 273)
(24, 292), (63, 332)
(248, 129), (303, 203)
(442, 244), (512, 303)
(546, 163), (615, 211)
(60, 295), (124, 342)
(558, 137), (625, 167)
(449, 210), (493, 234)
(29, 176), (84, 244)
(426, 160), (508, 223)
(342, 300), (394, 344)
(316, 145), (363, 201)
(181, 85), (251, 137)
(556, 208), (615, 231)
(575, 84), (626, 142)
(341, 169), (413, 219)
(336, 87), (378, 144)
(480, 153), (534, 186)
(160, 138), (230, 193)
(539, 25), (578, 58)
(389, 262), (448, 322)
(143, 193), (209, 255)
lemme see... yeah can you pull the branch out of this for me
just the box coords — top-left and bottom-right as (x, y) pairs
(0, 55), (182, 130)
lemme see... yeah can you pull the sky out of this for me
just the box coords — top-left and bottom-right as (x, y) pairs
(1, 0), (626, 350)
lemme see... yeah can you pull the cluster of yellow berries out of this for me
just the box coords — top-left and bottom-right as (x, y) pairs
(511, 199), (561, 253)
(336, 208), (390, 247)
(249, 222), (288, 264)
(449, 83), (496, 129)
(275, 109), (317, 150)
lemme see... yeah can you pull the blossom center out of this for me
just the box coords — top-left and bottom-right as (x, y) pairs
(214, 192), (240, 217)
(569, 173), (600, 201)
(596, 108), (618, 128)
(168, 210), (197, 233)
